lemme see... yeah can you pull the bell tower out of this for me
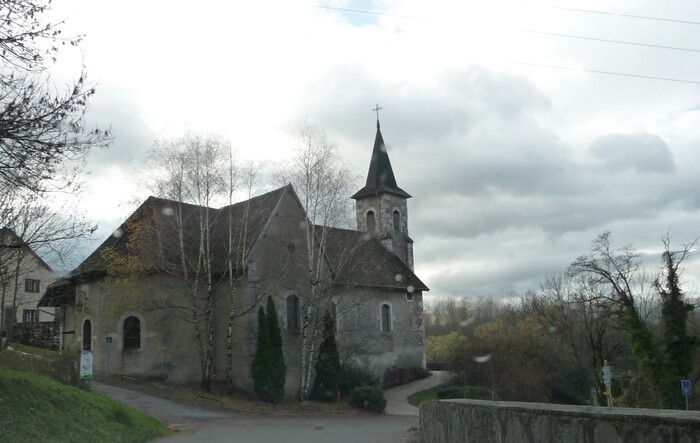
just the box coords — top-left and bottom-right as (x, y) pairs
(351, 117), (414, 270)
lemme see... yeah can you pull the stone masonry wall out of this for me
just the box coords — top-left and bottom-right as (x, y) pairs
(420, 399), (700, 443)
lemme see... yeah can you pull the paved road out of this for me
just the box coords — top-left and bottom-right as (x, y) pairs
(157, 415), (417, 443)
(91, 382), (232, 420)
(91, 382), (419, 442)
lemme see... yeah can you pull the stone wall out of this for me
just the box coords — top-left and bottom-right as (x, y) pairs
(420, 399), (700, 443)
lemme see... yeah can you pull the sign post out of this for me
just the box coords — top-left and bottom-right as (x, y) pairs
(106, 336), (112, 376)
(682, 379), (692, 411)
(602, 360), (613, 408)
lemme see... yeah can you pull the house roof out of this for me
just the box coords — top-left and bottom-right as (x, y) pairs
(0, 227), (53, 272)
(351, 120), (411, 200)
(323, 226), (428, 292)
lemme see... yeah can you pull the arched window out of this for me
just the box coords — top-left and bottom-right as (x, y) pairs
(366, 210), (376, 232)
(393, 210), (401, 232)
(381, 304), (391, 332)
(82, 319), (92, 351)
(123, 316), (141, 350)
(287, 295), (300, 334)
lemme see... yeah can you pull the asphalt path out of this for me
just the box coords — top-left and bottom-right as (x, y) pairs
(91, 382), (232, 421)
(90, 381), (424, 442)
(156, 415), (417, 443)
(384, 371), (446, 415)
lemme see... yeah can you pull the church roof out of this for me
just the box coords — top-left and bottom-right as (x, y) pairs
(323, 226), (428, 292)
(351, 121), (411, 200)
(40, 186), (288, 306)
(40, 183), (428, 307)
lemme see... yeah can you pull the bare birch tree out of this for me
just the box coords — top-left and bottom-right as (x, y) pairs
(113, 135), (275, 392)
(136, 134), (227, 390)
(279, 123), (355, 399)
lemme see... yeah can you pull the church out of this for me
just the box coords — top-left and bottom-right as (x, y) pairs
(40, 120), (428, 397)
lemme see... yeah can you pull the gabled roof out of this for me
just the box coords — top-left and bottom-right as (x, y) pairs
(322, 226), (428, 292)
(72, 186), (289, 278)
(0, 227), (53, 272)
(40, 183), (429, 307)
(39, 186), (289, 307)
(351, 120), (411, 200)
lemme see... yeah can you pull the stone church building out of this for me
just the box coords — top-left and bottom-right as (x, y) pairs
(40, 121), (428, 396)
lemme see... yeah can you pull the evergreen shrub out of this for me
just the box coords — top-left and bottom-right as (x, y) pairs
(349, 386), (386, 413)
(338, 361), (378, 396)
(310, 311), (341, 402)
(252, 298), (286, 404)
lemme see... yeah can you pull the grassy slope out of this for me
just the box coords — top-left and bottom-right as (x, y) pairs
(0, 367), (168, 443)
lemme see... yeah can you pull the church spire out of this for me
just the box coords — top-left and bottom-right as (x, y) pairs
(352, 113), (414, 269)
(351, 117), (411, 200)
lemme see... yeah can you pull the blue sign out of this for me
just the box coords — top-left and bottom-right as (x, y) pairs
(106, 336), (112, 344)
(681, 379), (692, 397)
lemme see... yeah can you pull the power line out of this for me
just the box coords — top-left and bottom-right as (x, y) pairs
(526, 3), (700, 26)
(312, 4), (700, 54)
(521, 30), (700, 54)
(309, 3), (700, 85)
(312, 3), (700, 27)
(507, 60), (700, 85)
(309, 4), (425, 21)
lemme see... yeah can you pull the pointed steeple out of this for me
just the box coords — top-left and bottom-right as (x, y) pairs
(351, 120), (411, 200)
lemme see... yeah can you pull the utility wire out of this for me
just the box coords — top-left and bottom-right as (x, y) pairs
(526, 3), (700, 26)
(313, 3), (700, 27)
(507, 60), (700, 85)
(312, 4), (700, 53)
(309, 4), (425, 21)
(522, 30), (700, 54)
(309, 3), (700, 85)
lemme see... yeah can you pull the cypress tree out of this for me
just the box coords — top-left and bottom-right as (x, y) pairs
(252, 306), (271, 400)
(266, 296), (286, 403)
(312, 311), (341, 402)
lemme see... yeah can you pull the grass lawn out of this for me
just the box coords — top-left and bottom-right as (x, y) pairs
(407, 385), (446, 407)
(0, 362), (169, 442)
(9, 342), (60, 358)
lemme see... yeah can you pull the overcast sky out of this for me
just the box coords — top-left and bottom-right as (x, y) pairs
(46, 0), (700, 300)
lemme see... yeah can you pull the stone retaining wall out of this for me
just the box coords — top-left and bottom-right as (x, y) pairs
(419, 399), (700, 443)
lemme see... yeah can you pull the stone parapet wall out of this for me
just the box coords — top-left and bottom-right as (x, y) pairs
(419, 399), (700, 443)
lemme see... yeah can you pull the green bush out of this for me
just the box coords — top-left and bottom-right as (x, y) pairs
(338, 361), (378, 396)
(436, 386), (493, 400)
(349, 386), (386, 413)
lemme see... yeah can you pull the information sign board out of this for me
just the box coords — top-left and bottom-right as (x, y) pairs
(80, 350), (93, 380)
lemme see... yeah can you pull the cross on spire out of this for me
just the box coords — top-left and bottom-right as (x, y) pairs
(373, 104), (382, 124)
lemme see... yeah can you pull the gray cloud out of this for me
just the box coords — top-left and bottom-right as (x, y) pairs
(84, 86), (156, 176)
(294, 64), (700, 298)
(589, 133), (675, 174)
